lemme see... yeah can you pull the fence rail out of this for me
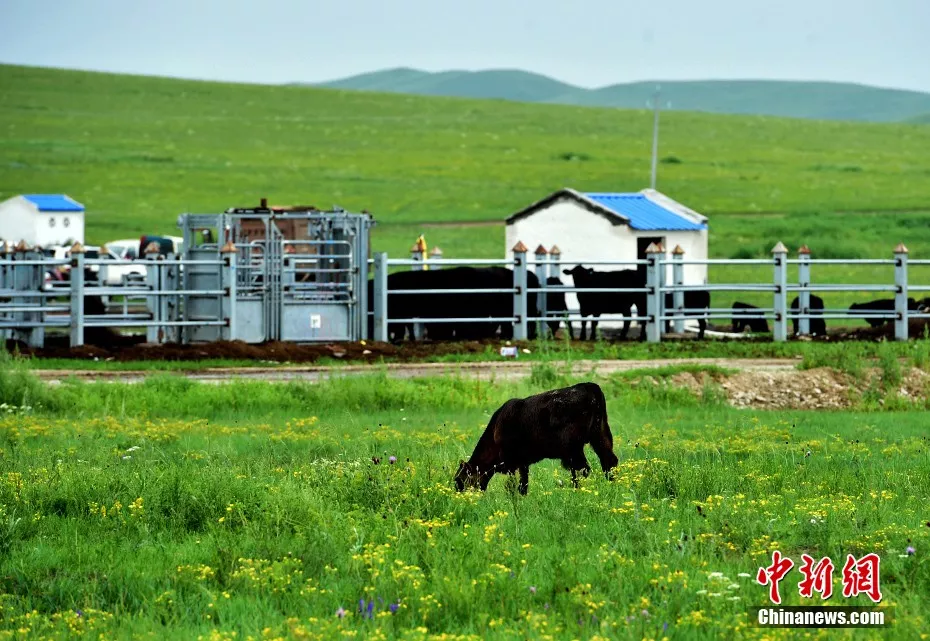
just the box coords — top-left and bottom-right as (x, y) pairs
(2, 240), (928, 347)
(369, 241), (927, 343)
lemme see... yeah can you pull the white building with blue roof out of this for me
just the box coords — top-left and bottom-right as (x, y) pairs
(0, 194), (85, 247)
(505, 188), (708, 329)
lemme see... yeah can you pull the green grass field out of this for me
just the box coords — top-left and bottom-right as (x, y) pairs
(0, 357), (927, 639)
(2, 63), (930, 258)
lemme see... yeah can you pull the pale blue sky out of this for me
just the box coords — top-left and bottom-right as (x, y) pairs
(1, 0), (928, 92)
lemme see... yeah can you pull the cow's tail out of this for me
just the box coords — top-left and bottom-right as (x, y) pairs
(590, 384), (619, 475)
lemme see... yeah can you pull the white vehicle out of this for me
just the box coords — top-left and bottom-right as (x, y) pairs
(46, 244), (147, 286)
(104, 239), (141, 260)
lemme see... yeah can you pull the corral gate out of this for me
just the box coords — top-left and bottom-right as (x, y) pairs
(177, 208), (373, 343)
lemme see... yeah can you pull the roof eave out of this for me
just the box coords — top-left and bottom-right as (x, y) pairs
(505, 188), (630, 226)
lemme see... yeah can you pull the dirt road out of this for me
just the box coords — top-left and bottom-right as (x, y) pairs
(34, 357), (799, 385)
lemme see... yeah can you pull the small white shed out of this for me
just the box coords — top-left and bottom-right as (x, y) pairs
(505, 188), (709, 328)
(0, 194), (85, 248)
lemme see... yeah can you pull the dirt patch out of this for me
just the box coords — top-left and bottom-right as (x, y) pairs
(5, 335), (507, 364)
(666, 366), (930, 410)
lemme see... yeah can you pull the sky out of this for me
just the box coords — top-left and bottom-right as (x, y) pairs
(1, 0), (929, 93)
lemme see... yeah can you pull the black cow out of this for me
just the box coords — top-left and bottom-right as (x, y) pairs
(454, 382), (618, 495)
(562, 266), (643, 340)
(731, 302), (770, 334)
(790, 295), (826, 336)
(367, 267), (564, 342)
(849, 298), (920, 327)
(540, 276), (571, 338)
(663, 290), (711, 339)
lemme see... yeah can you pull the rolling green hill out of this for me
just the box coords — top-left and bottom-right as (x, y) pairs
(315, 68), (930, 123)
(2, 63), (930, 263)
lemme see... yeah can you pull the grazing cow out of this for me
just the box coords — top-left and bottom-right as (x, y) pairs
(731, 302), (770, 334)
(454, 382), (618, 495)
(849, 297), (920, 327)
(790, 295), (826, 336)
(562, 265), (643, 340)
(663, 290), (711, 339)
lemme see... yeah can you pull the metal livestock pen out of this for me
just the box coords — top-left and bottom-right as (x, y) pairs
(1, 235), (928, 347)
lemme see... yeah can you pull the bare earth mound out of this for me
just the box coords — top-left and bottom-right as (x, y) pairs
(668, 366), (930, 410)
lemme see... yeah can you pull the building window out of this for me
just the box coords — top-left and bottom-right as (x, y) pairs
(63, 217), (71, 228)
(49, 217), (56, 227)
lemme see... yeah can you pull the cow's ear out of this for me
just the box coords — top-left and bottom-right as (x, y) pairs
(562, 269), (570, 275)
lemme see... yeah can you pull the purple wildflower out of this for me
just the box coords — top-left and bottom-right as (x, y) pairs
(389, 602), (399, 614)
(529, 586), (537, 594)
(75, 610), (83, 617)
(389, 456), (397, 464)
(907, 546), (916, 555)
(358, 599), (365, 614)
(336, 607), (346, 618)
(663, 622), (669, 632)
(367, 600), (374, 618)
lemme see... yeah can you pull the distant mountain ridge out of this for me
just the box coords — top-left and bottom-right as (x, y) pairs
(311, 68), (930, 123)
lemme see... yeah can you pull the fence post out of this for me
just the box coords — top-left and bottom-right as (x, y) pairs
(772, 241), (788, 342)
(548, 245), (561, 275)
(410, 242), (423, 271)
(534, 245), (549, 337)
(409, 242), (424, 339)
(11, 241), (28, 345)
(26, 244), (44, 348)
(0, 243), (8, 343)
(144, 241), (161, 343)
(894, 243), (909, 342)
(69, 242), (85, 347)
(645, 242), (662, 343)
(672, 245), (685, 333)
(797, 245), (811, 336)
(221, 241), (238, 341)
(428, 246), (443, 269)
(512, 241), (528, 341)
(373, 251), (389, 342)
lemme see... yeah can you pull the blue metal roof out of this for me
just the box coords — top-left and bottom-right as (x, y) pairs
(22, 194), (84, 212)
(583, 193), (705, 231)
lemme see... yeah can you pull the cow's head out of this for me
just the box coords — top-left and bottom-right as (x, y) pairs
(563, 265), (592, 280)
(454, 460), (483, 492)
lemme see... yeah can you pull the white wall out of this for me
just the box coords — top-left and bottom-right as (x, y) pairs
(0, 197), (84, 247)
(504, 197), (709, 330)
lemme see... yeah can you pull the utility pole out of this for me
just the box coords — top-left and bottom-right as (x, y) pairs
(649, 85), (661, 190)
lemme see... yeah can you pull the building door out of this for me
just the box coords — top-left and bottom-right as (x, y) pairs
(637, 236), (664, 260)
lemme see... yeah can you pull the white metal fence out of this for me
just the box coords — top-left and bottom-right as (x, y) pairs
(2, 240), (928, 348)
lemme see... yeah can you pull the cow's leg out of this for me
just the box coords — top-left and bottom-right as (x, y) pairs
(697, 318), (706, 340)
(579, 315), (587, 341)
(563, 450), (591, 487)
(589, 314), (600, 341)
(518, 466), (529, 495)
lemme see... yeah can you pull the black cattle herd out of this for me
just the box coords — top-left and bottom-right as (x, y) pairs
(369, 264), (929, 341)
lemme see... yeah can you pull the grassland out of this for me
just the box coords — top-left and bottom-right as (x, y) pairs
(2, 63), (930, 250)
(0, 355), (927, 639)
